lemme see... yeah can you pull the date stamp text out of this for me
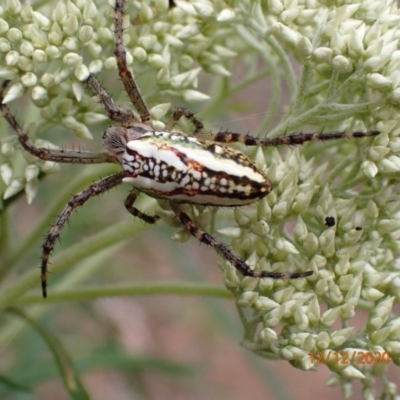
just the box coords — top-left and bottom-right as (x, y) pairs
(310, 351), (391, 365)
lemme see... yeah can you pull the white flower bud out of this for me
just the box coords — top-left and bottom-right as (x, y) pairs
(87, 42), (101, 58)
(62, 36), (77, 51)
(0, 67), (17, 79)
(6, 0), (22, 14)
(24, 164), (39, 182)
(88, 59), (102, 74)
(52, 1), (67, 23)
(78, 25), (93, 43)
(177, 24), (199, 39)
(139, 1), (154, 22)
(72, 81), (84, 101)
(32, 11), (50, 28)
(20, 41), (34, 57)
(361, 160), (378, 178)
(271, 22), (299, 47)
(41, 161), (60, 174)
(315, 331), (330, 349)
(46, 46), (61, 59)
(1, 143), (14, 157)
(104, 56), (117, 70)
(63, 52), (82, 67)
(74, 64), (90, 81)
(41, 73), (55, 87)
(150, 103), (170, 120)
(31, 85), (47, 101)
(237, 291), (259, 307)
(5, 50), (19, 66)
(32, 49), (47, 64)
(1, 163), (13, 185)
(66, 0), (81, 17)
(217, 8), (235, 21)
(366, 73), (393, 90)
(83, 1), (98, 22)
(296, 36), (313, 58)
(3, 178), (24, 199)
(25, 178), (38, 204)
(138, 34), (157, 50)
(342, 366), (365, 379)
(0, 18), (9, 34)
(259, 327), (278, 342)
(182, 89), (210, 102)
(320, 306), (341, 327)
(7, 27), (22, 43)
(156, 65), (169, 84)
(331, 55), (352, 73)
(29, 27), (47, 48)
(268, 0), (283, 15)
(2, 82), (24, 103)
(154, 0), (169, 13)
(49, 22), (63, 45)
(0, 38), (11, 53)
(21, 72), (37, 87)
(62, 14), (79, 36)
(148, 53), (167, 68)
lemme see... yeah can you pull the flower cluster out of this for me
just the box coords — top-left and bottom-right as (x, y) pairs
(1, 0), (400, 397)
(0, 0), (238, 203)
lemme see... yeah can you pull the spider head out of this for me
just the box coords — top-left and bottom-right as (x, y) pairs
(103, 124), (152, 162)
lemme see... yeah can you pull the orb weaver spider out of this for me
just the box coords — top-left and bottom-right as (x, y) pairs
(0, 0), (379, 297)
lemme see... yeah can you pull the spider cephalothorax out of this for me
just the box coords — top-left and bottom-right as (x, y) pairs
(0, 0), (379, 297)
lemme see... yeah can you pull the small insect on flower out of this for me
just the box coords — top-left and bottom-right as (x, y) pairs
(325, 216), (336, 227)
(0, 0), (380, 298)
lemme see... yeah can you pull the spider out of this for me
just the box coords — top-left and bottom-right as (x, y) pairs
(0, 0), (379, 298)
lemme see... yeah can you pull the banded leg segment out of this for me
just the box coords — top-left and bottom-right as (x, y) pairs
(87, 74), (136, 124)
(0, 81), (116, 164)
(114, 0), (151, 125)
(169, 202), (313, 280)
(124, 188), (159, 224)
(198, 130), (380, 147)
(165, 107), (204, 133)
(41, 172), (124, 298)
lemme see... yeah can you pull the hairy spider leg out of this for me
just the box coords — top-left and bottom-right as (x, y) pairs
(41, 172), (124, 297)
(114, 0), (151, 126)
(87, 74), (136, 125)
(169, 202), (313, 280)
(124, 188), (160, 224)
(165, 107), (204, 133)
(0, 81), (116, 164)
(198, 130), (380, 147)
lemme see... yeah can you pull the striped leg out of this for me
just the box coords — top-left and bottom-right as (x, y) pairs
(169, 202), (313, 280)
(124, 189), (159, 224)
(197, 130), (380, 147)
(114, 0), (151, 125)
(87, 74), (136, 124)
(0, 81), (116, 164)
(165, 107), (204, 133)
(41, 172), (124, 298)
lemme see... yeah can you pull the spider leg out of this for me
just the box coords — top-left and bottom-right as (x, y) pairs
(197, 130), (380, 146)
(114, 0), (151, 126)
(87, 74), (136, 124)
(169, 202), (313, 281)
(0, 81), (116, 164)
(165, 107), (204, 133)
(41, 172), (124, 298)
(124, 188), (160, 224)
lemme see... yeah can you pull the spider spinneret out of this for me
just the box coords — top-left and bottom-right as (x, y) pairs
(0, 0), (379, 298)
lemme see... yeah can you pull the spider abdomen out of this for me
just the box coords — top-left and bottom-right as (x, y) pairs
(122, 131), (272, 206)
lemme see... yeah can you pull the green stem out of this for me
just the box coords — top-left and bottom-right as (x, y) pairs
(16, 282), (231, 305)
(0, 198), (158, 311)
(0, 164), (119, 282)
